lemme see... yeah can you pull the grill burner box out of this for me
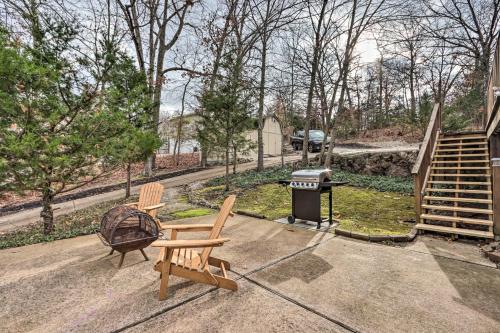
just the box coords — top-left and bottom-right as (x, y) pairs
(279, 169), (348, 229)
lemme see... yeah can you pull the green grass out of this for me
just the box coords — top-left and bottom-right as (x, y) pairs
(194, 183), (415, 235)
(0, 197), (135, 250)
(206, 166), (413, 194)
(170, 207), (215, 219)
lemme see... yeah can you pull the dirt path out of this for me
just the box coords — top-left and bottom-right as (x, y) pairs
(0, 155), (301, 232)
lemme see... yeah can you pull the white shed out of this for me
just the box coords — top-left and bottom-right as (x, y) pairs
(245, 116), (283, 159)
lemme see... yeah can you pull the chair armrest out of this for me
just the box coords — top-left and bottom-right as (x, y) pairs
(151, 238), (230, 249)
(144, 203), (166, 211)
(160, 224), (214, 232)
(124, 202), (139, 207)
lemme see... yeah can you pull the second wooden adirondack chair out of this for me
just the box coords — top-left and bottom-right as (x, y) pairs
(125, 182), (166, 222)
(151, 195), (237, 300)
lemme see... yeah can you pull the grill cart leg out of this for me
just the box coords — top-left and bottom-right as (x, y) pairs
(140, 249), (149, 261)
(108, 249), (114, 256)
(118, 252), (126, 268)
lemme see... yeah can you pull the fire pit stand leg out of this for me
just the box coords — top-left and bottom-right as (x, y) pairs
(118, 253), (126, 268)
(140, 249), (149, 261)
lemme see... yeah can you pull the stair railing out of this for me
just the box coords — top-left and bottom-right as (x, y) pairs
(412, 103), (442, 219)
(485, 35), (500, 137)
(485, 36), (500, 238)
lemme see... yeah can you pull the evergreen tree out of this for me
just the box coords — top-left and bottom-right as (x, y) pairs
(0, 23), (157, 234)
(198, 52), (254, 191)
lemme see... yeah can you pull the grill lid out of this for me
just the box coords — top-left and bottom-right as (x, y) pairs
(291, 169), (331, 183)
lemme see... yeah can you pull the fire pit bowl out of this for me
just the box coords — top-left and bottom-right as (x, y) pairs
(97, 205), (160, 267)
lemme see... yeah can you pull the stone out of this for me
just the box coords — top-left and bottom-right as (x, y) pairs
(329, 150), (417, 177)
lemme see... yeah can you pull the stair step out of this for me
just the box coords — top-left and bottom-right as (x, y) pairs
(425, 188), (492, 195)
(441, 132), (486, 139)
(421, 214), (493, 226)
(422, 204), (493, 214)
(434, 154), (489, 158)
(430, 173), (490, 178)
(431, 166), (490, 170)
(423, 196), (492, 204)
(415, 224), (494, 238)
(435, 148), (488, 152)
(437, 142), (487, 147)
(428, 180), (491, 185)
(432, 160), (489, 164)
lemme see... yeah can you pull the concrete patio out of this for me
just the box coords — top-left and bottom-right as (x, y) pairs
(1, 214), (499, 333)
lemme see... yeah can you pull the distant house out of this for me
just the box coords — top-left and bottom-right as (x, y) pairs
(159, 113), (283, 162)
(158, 113), (199, 155)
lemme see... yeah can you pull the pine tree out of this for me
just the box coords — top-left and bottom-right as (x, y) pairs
(198, 52), (254, 191)
(0, 24), (157, 234)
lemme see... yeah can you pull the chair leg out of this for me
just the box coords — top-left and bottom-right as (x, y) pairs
(159, 248), (173, 301)
(118, 253), (126, 268)
(140, 249), (149, 261)
(108, 249), (114, 256)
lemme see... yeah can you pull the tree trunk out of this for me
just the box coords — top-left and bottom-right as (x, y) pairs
(225, 146), (230, 192)
(325, 81), (347, 168)
(409, 50), (416, 122)
(176, 79), (189, 166)
(233, 145), (237, 174)
(144, 156), (153, 177)
(125, 163), (131, 198)
(281, 124), (285, 167)
(303, 0), (329, 167)
(41, 187), (54, 235)
(257, 36), (268, 172)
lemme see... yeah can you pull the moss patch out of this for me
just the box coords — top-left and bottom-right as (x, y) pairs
(0, 197), (136, 249)
(171, 207), (215, 219)
(194, 184), (415, 235)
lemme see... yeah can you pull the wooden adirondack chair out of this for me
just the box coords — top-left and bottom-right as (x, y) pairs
(152, 195), (237, 300)
(125, 182), (166, 221)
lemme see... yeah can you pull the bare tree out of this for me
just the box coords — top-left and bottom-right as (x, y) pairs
(302, 0), (332, 166)
(422, 0), (500, 104)
(249, 0), (300, 171)
(115, 0), (196, 175)
(323, 0), (389, 168)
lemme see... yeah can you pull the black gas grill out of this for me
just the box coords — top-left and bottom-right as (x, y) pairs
(279, 169), (348, 229)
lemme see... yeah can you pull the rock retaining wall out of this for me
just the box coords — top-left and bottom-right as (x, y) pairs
(329, 150), (418, 177)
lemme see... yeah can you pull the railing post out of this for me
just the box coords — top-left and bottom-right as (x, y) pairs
(413, 173), (421, 220)
(491, 159), (500, 239)
(490, 133), (500, 239)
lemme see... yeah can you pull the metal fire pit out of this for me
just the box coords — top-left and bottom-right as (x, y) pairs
(97, 206), (160, 267)
(279, 169), (348, 229)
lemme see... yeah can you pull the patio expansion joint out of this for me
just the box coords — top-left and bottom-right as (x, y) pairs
(235, 273), (362, 333)
(110, 232), (341, 333)
(230, 234), (362, 333)
(400, 246), (499, 270)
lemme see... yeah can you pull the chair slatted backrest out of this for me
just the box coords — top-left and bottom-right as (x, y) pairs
(137, 182), (164, 218)
(200, 195), (236, 268)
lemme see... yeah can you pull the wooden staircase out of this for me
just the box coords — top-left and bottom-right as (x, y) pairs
(415, 132), (495, 239)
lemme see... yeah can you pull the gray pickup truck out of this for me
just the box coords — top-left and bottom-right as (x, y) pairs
(290, 130), (330, 152)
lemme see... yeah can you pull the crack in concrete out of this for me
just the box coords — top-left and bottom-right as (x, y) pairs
(109, 232), (336, 333)
(109, 231), (495, 333)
